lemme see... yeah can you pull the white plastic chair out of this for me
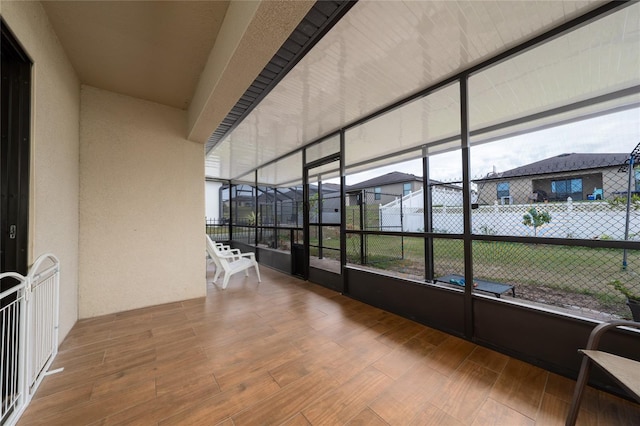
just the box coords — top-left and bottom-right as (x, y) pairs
(206, 235), (239, 282)
(206, 238), (236, 283)
(206, 235), (261, 289)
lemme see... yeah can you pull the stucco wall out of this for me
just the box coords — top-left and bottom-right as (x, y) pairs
(79, 86), (205, 318)
(2, 1), (81, 341)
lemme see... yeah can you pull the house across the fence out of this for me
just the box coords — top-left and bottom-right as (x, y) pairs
(346, 171), (469, 207)
(346, 172), (423, 206)
(474, 153), (637, 205)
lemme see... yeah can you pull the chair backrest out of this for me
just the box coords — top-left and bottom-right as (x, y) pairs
(206, 235), (231, 272)
(206, 235), (223, 268)
(205, 234), (216, 256)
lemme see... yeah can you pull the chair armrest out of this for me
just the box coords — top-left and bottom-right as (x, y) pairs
(216, 250), (244, 259)
(217, 251), (255, 261)
(216, 248), (240, 256)
(585, 320), (640, 350)
(235, 252), (256, 260)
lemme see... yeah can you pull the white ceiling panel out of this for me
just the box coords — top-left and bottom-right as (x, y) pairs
(256, 152), (303, 187)
(469, 3), (640, 134)
(308, 161), (341, 183)
(345, 82), (460, 167)
(306, 135), (341, 164)
(471, 94), (640, 147)
(345, 150), (423, 179)
(208, 0), (611, 180)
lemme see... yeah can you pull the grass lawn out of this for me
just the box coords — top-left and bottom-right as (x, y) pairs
(310, 233), (639, 318)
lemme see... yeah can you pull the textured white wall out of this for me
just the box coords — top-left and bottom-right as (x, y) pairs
(2, 1), (81, 342)
(79, 86), (205, 318)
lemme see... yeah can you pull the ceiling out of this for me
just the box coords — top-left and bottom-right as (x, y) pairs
(41, 0), (316, 145)
(42, 1), (229, 110)
(205, 1), (356, 151)
(206, 0), (640, 183)
(39, 0), (637, 185)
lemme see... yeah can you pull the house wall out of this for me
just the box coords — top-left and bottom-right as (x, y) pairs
(476, 177), (531, 205)
(2, 1), (82, 341)
(366, 182), (423, 206)
(477, 168), (622, 205)
(602, 168), (631, 196)
(79, 86), (205, 318)
(532, 173), (602, 201)
(475, 181), (495, 205)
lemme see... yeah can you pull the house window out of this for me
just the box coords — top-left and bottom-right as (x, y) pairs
(551, 178), (583, 200)
(374, 187), (381, 200)
(403, 183), (412, 196)
(496, 182), (510, 199)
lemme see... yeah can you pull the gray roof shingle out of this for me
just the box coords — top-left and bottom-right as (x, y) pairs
(484, 153), (628, 180)
(347, 172), (422, 191)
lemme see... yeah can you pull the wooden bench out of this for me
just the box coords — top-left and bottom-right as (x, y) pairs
(566, 320), (640, 425)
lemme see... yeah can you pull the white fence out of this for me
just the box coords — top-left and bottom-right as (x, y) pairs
(380, 199), (640, 240)
(0, 254), (60, 426)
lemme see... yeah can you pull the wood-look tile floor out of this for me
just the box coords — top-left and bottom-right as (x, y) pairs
(19, 266), (640, 425)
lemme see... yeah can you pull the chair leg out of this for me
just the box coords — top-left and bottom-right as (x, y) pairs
(566, 355), (592, 426)
(254, 263), (261, 282)
(213, 269), (222, 283)
(222, 273), (231, 289)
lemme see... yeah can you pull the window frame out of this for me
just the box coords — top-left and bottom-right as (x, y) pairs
(374, 187), (382, 200)
(403, 182), (412, 196)
(551, 177), (583, 200)
(496, 182), (510, 199)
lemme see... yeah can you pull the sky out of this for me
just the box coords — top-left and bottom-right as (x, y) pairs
(345, 107), (640, 185)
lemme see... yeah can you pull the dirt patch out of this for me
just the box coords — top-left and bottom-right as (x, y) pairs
(317, 258), (632, 321)
(512, 284), (628, 321)
(365, 261), (631, 322)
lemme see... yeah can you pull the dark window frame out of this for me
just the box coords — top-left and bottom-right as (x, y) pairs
(496, 182), (510, 199)
(374, 187), (382, 200)
(551, 177), (583, 200)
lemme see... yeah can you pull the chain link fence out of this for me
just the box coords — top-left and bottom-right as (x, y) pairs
(374, 182), (467, 234)
(472, 242), (639, 320)
(309, 225), (341, 261)
(345, 234), (424, 280)
(343, 164), (640, 321)
(276, 198), (303, 227)
(218, 161), (640, 321)
(308, 189), (342, 269)
(345, 190), (406, 267)
(471, 163), (639, 239)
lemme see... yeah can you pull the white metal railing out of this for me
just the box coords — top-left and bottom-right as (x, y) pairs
(0, 254), (60, 426)
(26, 254), (60, 397)
(0, 273), (28, 426)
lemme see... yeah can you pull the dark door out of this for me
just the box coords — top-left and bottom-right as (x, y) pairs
(1, 20), (31, 281)
(1, 19), (31, 420)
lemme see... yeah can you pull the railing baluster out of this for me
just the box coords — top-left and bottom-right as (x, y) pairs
(0, 254), (60, 426)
